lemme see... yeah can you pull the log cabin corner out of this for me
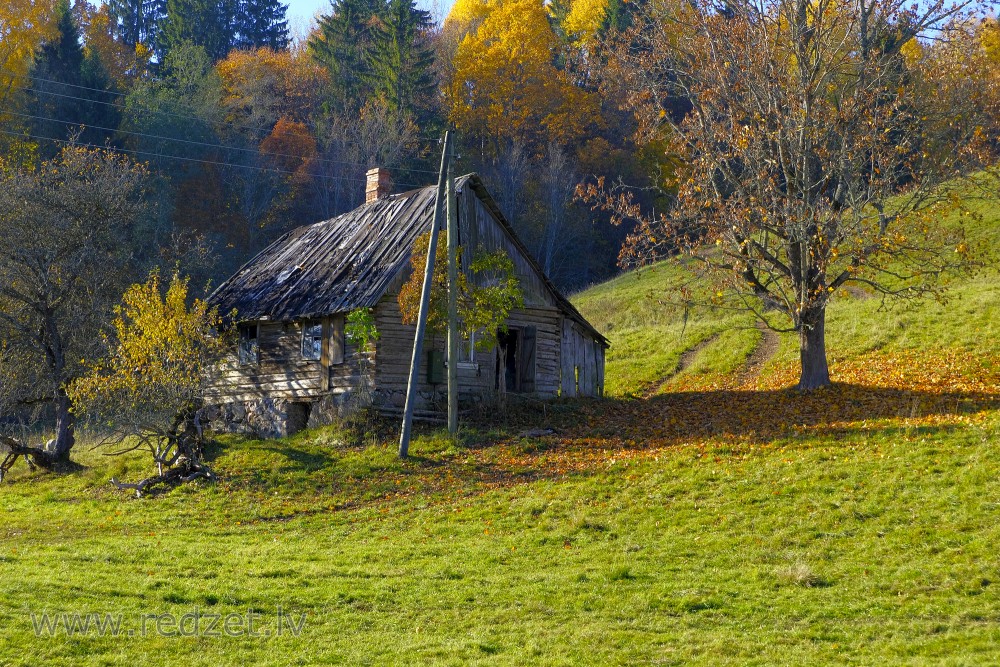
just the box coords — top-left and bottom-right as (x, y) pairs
(204, 169), (608, 437)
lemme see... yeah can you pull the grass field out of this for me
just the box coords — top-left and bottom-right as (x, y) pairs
(2, 182), (1000, 665)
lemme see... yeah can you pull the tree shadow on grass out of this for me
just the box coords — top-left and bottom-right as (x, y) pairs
(533, 383), (1000, 449)
(192, 383), (1000, 516)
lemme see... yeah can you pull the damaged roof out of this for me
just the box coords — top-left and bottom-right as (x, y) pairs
(208, 174), (608, 346)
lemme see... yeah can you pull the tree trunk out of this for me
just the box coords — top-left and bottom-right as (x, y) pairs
(797, 308), (831, 391)
(52, 389), (75, 462)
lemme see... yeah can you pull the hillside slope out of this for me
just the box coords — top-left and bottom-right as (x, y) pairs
(2, 180), (1000, 665)
(574, 174), (1000, 396)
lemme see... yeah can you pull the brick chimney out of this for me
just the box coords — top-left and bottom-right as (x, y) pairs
(365, 167), (392, 203)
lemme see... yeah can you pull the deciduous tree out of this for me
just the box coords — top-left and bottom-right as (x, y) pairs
(588, 0), (994, 389)
(0, 0), (57, 106)
(0, 145), (148, 465)
(68, 271), (226, 496)
(445, 0), (601, 156)
(399, 232), (524, 352)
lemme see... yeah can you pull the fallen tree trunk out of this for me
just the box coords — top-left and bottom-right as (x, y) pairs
(110, 460), (215, 498)
(0, 435), (59, 483)
(106, 405), (217, 498)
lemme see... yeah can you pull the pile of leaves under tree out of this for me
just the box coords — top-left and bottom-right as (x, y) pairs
(68, 270), (229, 497)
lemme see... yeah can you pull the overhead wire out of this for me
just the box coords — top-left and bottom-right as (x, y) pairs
(2, 67), (446, 153)
(0, 105), (439, 181)
(0, 126), (434, 190)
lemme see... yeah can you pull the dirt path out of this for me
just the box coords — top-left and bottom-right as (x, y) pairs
(642, 333), (720, 397)
(738, 321), (781, 385)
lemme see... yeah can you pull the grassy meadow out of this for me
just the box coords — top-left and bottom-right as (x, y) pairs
(3, 180), (1000, 664)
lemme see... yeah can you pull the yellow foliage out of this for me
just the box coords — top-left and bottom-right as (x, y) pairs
(69, 271), (227, 421)
(446, 0), (492, 28)
(447, 0), (600, 153)
(0, 0), (57, 103)
(901, 37), (924, 67)
(216, 48), (330, 125)
(75, 3), (151, 87)
(563, 0), (609, 44)
(981, 18), (1000, 64)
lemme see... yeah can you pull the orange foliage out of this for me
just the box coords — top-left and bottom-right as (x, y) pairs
(260, 117), (317, 181)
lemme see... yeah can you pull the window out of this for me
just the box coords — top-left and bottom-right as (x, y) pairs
(459, 331), (476, 362)
(238, 324), (259, 366)
(301, 320), (323, 360)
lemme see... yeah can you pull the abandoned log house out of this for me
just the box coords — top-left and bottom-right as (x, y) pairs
(205, 169), (608, 437)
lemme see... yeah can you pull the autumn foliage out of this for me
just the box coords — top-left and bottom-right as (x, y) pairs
(70, 270), (227, 432)
(587, 0), (996, 390)
(398, 232), (524, 352)
(445, 0), (602, 154)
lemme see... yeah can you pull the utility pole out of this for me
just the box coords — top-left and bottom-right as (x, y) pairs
(446, 137), (459, 435)
(399, 131), (451, 458)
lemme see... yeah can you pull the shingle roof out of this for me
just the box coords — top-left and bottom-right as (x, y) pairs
(208, 184), (437, 322)
(208, 174), (608, 346)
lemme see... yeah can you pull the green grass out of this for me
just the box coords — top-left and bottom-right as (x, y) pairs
(572, 262), (757, 395)
(4, 412), (1000, 665)
(3, 176), (1000, 664)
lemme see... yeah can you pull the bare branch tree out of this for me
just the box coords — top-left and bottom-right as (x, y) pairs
(586, 0), (996, 389)
(0, 144), (148, 464)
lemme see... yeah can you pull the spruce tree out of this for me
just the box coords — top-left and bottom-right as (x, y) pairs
(107, 0), (166, 50)
(159, 0), (236, 61)
(29, 1), (119, 150)
(235, 0), (290, 51)
(364, 0), (435, 121)
(308, 0), (388, 110)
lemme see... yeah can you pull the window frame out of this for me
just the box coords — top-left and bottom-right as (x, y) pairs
(301, 319), (323, 361)
(237, 323), (259, 367)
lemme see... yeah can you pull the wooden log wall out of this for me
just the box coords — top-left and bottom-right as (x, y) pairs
(205, 319), (372, 404)
(372, 295), (494, 407)
(459, 188), (556, 309)
(372, 294), (564, 405)
(560, 318), (605, 398)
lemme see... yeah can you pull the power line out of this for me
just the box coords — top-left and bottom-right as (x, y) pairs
(4, 67), (446, 155)
(0, 127), (432, 190)
(1, 105), (440, 180)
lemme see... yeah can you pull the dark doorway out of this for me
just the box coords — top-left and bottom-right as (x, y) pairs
(286, 401), (312, 435)
(497, 328), (519, 392)
(496, 326), (536, 393)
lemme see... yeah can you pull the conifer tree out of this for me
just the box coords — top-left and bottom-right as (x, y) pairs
(308, 0), (387, 110)
(234, 0), (290, 51)
(29, 1), (118, 149)
(159, 0), (236, 61)
(364, 0), (435, 122)
(107, 0), (165, 50)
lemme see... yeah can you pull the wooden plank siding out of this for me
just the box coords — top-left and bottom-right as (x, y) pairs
(372, 295), (495, 406)
(560, 318), (604, 398)
(205, 319), (372, 404)
(459, 188), (556, 309)
(372, 294), (564, 405)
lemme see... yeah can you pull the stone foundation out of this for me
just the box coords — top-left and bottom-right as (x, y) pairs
(206, 391), (376, 439)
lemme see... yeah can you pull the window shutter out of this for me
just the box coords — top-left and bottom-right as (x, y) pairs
(330, 314), (345, 365)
